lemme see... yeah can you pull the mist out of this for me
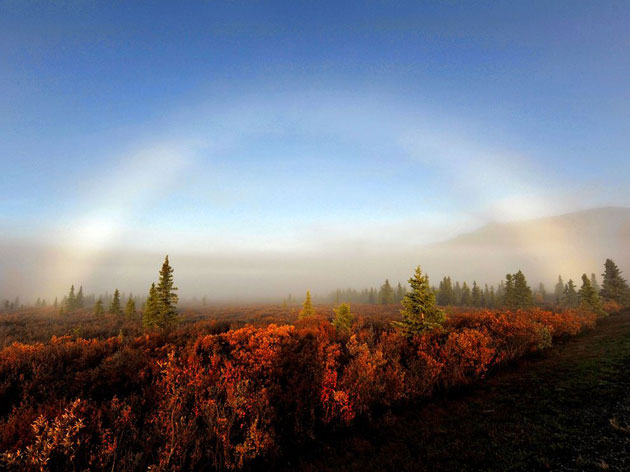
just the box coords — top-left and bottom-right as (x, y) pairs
(2, 207), (628, 304)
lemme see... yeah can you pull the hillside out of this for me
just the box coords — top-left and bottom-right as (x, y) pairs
(416, 207), (630, 285)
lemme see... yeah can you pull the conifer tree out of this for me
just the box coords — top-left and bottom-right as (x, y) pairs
(67, 285), (76, 311)
(483, 284), (491, 307)
(396, 283), (405, 303)
(125, 296), (137, 319)
(554, 275), (564, 305)
(471, 281), (481, 307)
(143, 283), (159, 329)
(495, 280), (506, 306)
(76, 286), (84, 309)
(453, 281), (462, 305)
(590, 273), (600, 293)
(94, 298), (104, 318)
(513, 270), (533, 308)
(460, 282), (472, 306)
(379, 279), (394, 304)
(109, 289), (123, 316)
(437, 276), (455, 306)
(299, 290), (316, 319)
(579, 274), (604, 315)
(489, 285), (496, 308)
(600, 258), (630, 305)
(332, 303), (355, 334)
(563, 279), (579, 308)
(393, 266), (445, 337)
(504, 274), (515, 308)
(53, 297), (58, 308)
(156, 255), (179, 327)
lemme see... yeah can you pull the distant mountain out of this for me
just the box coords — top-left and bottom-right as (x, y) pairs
(417, 207), (630, 285)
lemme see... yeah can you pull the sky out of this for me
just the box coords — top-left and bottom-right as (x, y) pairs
(1, 1), (629, 300)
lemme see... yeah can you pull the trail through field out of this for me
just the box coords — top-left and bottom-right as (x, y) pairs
(285, 310), (630, 472)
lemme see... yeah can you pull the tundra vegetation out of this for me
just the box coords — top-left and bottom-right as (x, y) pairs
(0, 257), (627, 471)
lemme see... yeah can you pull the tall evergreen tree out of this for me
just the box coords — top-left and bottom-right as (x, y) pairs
(125, 295), (137, 319)
(156, 255), (179, 327)
(109, 289), (122, 316)
(393, 266), (445, 337)
(396, 283), (405, 303)
(76, 286), (84, 309)
(471, 281), (481, 307)
(332, 303), (354, 334)
(488, 285), (496, 308)
(579, 274), (604, 315)
(379, 279), (394, 304)
(590, 273), (600, 293)
(460, 282), (472, 306)
(67, 285), (76, 311)
(437, 276), (455, 306)
(504, 274), (515, 308)
(600, 258), (630, 305)
(299, 290), (316, 319)
(143, 283), (159, 329)
(453, 281), (462, 305)
(94, 298), (104, 318)
(554, 275), (565, 305)
(513, 270), (533, 308)
(563, 279), (579, 308)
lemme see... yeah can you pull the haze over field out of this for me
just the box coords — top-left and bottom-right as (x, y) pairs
(1, 1), (629, 300)
(1, 207), (629, 301)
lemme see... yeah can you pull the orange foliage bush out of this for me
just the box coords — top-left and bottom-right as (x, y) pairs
(0, 307), (602, 470)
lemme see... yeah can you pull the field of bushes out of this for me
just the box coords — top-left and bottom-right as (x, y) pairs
(0, 304), (605, 471)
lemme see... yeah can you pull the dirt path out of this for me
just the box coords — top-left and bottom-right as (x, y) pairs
(283, 311), (630, 472)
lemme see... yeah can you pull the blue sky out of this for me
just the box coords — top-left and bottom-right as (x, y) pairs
(1, 1), (629, 296)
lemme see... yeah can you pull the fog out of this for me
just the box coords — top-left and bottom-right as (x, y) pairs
(1, 207), (628, 304)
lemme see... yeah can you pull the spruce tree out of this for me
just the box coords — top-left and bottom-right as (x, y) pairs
(76, 286), (84, 309)
(379, 279), (394, 304)
(67, 285), (76, 311)
(590, 273), (600, 293)
(393, 266), (445, 337)
(579, 274), (604, 315)
(600, 258), (630, 305)
(109, 289), (123, 316)
(504, 274), (515, 308)
(471, 281), (481, 307)
(489, 285), (496, 308)
(125, 296), (137, 319)
(453, 281), (462, 305)
(554, 275), (564, 305)
(143, 283), (159, 329)
(156, 255), (179, 327)
(437, 276), (455, 306)
(299, 290), (316, 319)
(94, 298), (104, 318)
(513, 271), (533, 308)
(563, 280), (579, 308)
(396, 283), (405, 303)
(460, 282), (472, 306)
(332, 303), (355, 334)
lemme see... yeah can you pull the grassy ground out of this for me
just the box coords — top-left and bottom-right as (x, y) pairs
(281, 310), (630, 472)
